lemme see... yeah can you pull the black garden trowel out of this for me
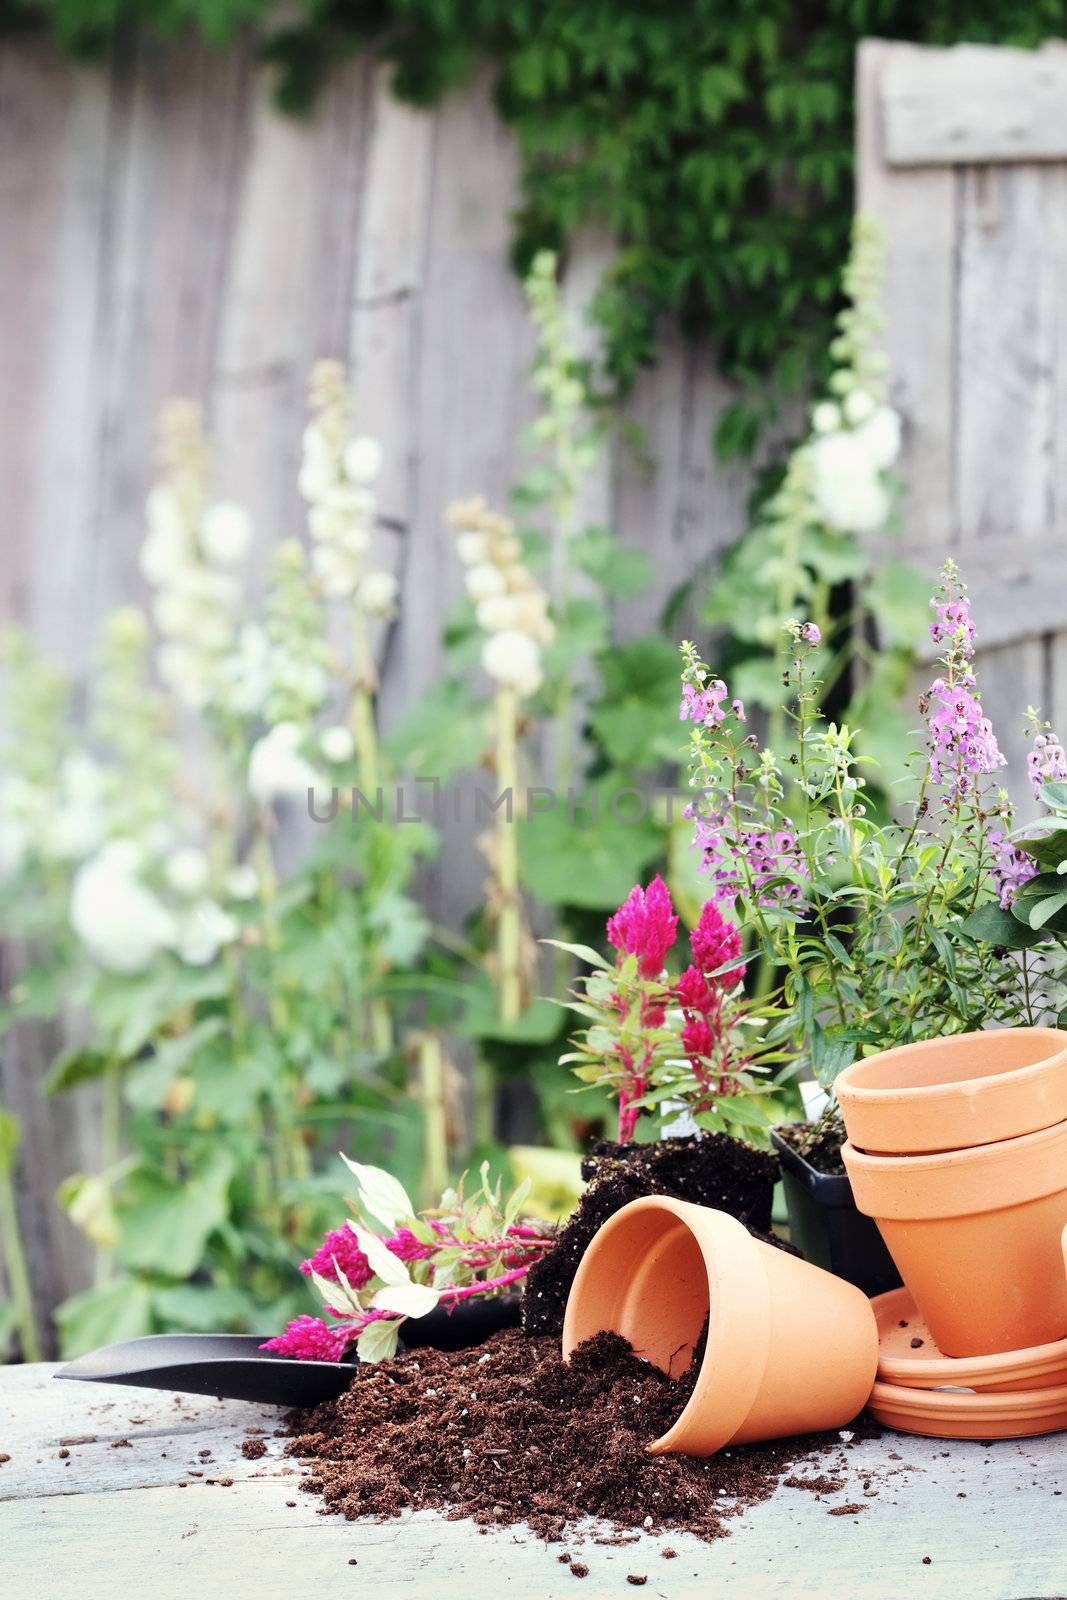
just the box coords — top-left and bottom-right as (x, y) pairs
(54, 1295), (521, 1407)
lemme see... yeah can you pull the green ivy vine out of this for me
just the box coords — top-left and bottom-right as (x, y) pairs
(7, 0), (1067, 452)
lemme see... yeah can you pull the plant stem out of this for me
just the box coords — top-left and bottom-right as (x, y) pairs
(254, 817), (311, 1191)
(350, 605), (394, 1055)
(494, 685), (522, 1025)
(95, 1061), (123, 1286)
(414, 1032), (449, 1207)
(350, 607), (381, 798)
(0, 1162), (40, 1362)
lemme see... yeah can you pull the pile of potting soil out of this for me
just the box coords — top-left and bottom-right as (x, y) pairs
(523, 1134), (785, 1337)
(287, 1327), (872, 1548)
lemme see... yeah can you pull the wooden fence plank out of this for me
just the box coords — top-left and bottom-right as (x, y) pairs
(856, 41), (958, 558)
(882, 42), (1067, 168)
(955, 164), (1055, 551)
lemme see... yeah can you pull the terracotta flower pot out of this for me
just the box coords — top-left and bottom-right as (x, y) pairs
(561, 1196), (878, 1456)
(836, 1027), (1067, 1155)
(843, 1118), (1067, 1357)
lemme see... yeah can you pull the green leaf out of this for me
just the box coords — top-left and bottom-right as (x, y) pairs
(55, 1277), (154, 1359)
(713, 400), (761, 461)
(539, 938), (611, 970)
(1015, 828), (1067, 870)
(57, 1172), (121, 1250)
(118, 1150), (237, 1278)
(961, 902), (1045, 949)
(459, 981), (565, 1045)
(543, 598), (608, 676)
(1041, 781), (1067, 812)
(43, 1047), (114, 1097)
(1029, 892), (1067, 931)
(338, 1158), (415, 1230)
(864, 559), (931, 650)
(572, 527), (651, 598)
(151, 1283), (252, 1332)
(357, 1317), (400, 1363)
(519, 780), (662, 911)
(386, 678), (487, 779)
(124, 1018), (226, 1111)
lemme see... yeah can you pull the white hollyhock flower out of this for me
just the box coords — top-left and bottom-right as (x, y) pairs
(851, 405), (902, 471)
(359, 570), (399, 619)
(47, 753), (106, 861)
(811, 432), (890, 534)
(170, 567), (240, 611)
(343, 435), (382, 484)
(466, 563), (507, 602)
(320, 725), (355, 763)
(248, 723), (323, 805)
(201, 502), (253, 565)
(476, 595), (521, 632)
(216, 623), (270, 717)
(226, 863), (259, 901)
(141, 524), (194, 586)
(70, 843), (176, 975)
(164, 846), (210, 897)
(174, 899), (238, 966)
(311, 544), (359, 598)
(299, 459), (336, 502)
(153, 591), (199, 638)
(456, 531), (488, 566)
(481, 630), (543, 696)
(157, 644), (210, 710)
(843, 388), (876, 425)
(146, 484), (183, 540)
(335, 524), (372, 559)
(811, 401), (841, 435)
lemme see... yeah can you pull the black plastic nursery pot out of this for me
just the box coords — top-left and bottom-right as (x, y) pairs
(771, 1127), (902, 1299)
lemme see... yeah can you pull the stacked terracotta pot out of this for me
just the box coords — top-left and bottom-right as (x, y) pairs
(837, 1027), (1067, 1437)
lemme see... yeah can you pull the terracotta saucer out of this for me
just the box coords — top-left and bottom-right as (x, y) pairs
(867, 1376), (1067, 1440)
(872, 1286), (1067, 1393)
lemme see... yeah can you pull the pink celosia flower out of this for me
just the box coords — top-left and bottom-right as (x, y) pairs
(675, 964), (714, 1012)
(299, 1226), (374, 1287)
(1028, 730), (1067, 800)
(260, 1314), (355, 1362)
(606, 876), (679, 977)
(690, 899), (745, 984)
(386, 1227), (435, 1262)
(681, 1012), (717, 1066)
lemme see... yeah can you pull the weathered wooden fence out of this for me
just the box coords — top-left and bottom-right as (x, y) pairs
(0, 31), (775, 1344)
(3, 32), (1067, 1342)
(858, 38), (1067, 807)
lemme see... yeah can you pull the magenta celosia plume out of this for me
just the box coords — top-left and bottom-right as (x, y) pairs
(606, 875), (679, 977)
(260, 1313), (357, 1362)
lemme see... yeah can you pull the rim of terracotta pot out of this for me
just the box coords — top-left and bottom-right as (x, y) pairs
(835, 1027), (1067, 1154)
(561, 1196), (772, 1456)
(842, 1115), (1067, 1220)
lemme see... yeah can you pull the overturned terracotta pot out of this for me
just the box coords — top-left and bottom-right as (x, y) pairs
(562, 1196), (878, 1456)
(836, 1027), (1067, 1155)
(843, 1118), (1067, 1358)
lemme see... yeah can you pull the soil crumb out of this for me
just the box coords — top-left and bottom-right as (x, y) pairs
(240, 1437), (268, 1460)
(288, 1327), (871, 1546)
